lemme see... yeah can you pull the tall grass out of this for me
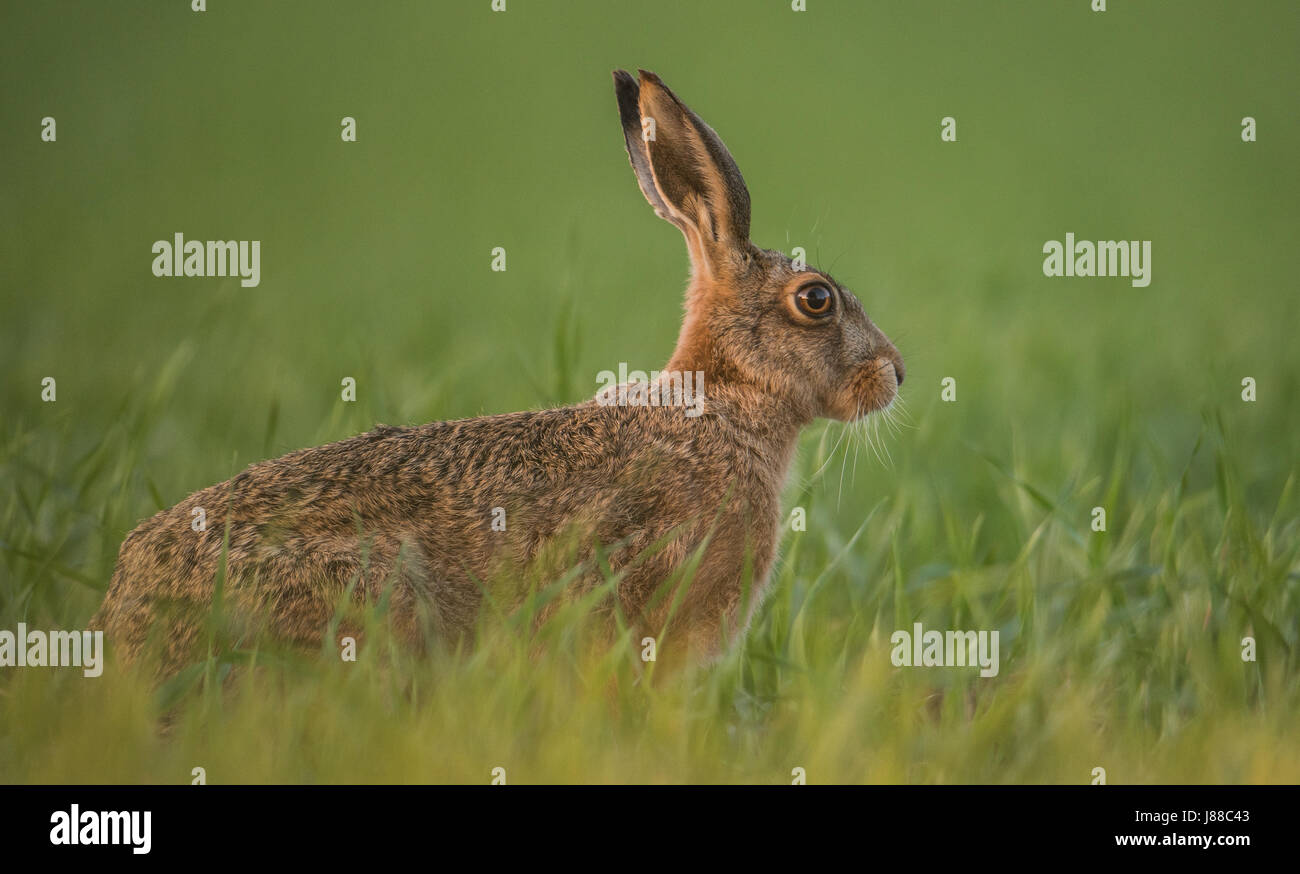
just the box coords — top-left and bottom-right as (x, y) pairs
(1, 339), (1296, 783)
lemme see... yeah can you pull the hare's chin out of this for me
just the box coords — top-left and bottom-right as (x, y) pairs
(828, 390), (895, 423)
(857, 393), (897, 420)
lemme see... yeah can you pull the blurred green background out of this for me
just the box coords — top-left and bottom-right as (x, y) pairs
(1, 1), (1297, 783)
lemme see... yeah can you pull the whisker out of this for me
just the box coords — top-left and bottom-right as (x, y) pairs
(849, 402), (863, 486)
(807, 418), (849, 483)
(876, 412), (894, 468)
(835, 413), (852, 509)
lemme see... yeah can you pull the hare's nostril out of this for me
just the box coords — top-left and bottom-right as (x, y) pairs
(892, 358), (906, 386)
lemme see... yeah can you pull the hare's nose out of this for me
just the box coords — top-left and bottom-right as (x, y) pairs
(892, 356), (906, 386)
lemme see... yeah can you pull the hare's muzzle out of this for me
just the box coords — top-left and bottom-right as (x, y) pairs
(826, 351), (902, 421)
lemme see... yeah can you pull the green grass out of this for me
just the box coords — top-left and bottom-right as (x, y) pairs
(2, 0), (1298, 783)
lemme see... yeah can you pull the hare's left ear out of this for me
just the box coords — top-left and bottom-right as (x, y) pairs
(613, 69), (751, 279)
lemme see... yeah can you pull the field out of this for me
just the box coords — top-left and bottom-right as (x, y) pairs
(1, 1), (1297, 783)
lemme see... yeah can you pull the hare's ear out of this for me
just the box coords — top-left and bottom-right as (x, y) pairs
(613, 69), (751, 279)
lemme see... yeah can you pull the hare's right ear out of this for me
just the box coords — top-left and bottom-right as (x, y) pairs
(613, 69), (751, 280)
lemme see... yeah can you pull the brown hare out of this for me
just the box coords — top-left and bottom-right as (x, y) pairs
(93, 69), (904, 676)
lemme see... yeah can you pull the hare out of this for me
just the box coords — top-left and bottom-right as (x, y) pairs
(92, 69), (904, 676)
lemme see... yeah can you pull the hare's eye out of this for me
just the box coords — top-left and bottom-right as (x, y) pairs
(796, 284), (834, 318)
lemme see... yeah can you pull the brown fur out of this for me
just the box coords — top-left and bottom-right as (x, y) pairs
(92, 70), (904, 677)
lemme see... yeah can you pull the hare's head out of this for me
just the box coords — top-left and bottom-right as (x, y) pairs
(614, 69), (903, 424)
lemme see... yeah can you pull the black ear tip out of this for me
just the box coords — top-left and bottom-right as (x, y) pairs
(637, 69), (662, 85)
(613, 71), (640, 106)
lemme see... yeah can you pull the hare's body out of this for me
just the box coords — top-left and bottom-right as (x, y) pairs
(95, 71), (904, 675)
(97, 385), (799, 670)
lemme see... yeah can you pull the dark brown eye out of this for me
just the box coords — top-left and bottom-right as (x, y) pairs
(795, 284), (834, 318)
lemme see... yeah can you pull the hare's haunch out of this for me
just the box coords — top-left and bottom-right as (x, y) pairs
(93, 70), (904, 675)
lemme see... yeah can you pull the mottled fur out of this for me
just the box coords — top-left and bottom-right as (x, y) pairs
(93, 70), (903, 676)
